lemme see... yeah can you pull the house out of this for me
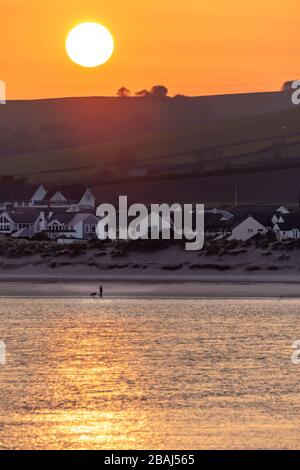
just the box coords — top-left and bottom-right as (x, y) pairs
(273, 214), (300, 241)
(204, 212), (230, 238)
(46, 212), (76, 239)
(227, 215), (268, 241)
(0, 210), (46, 236)
(206, 207), (233, 220)
(33, 185), (96, 210)
(0, 182), (97, 211)
(66, 213), (99, 240)
(46, 211), (99, 241)
(223, 206), (292, 241)
(0, 207), (99, 242)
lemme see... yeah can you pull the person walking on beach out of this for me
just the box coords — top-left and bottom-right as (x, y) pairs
(99, 285), (103, 298)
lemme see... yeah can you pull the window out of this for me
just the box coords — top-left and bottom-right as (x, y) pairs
(49, 222), (61, 232)
(85, 224), (96, 234)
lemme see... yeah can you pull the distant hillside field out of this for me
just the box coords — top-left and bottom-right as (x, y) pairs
(0, 91), (294, 155)
(1, 105), (300, 184)
(0, 90), (300, 201)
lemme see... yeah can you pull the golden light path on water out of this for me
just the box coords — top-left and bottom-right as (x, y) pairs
(0, 298), (299, 449)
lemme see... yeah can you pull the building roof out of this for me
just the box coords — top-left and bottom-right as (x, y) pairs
(229, 205), (288, 216)
(277, 213), (300, 231)
(45, 185), (94, 203)
(48, 212), (75, 225)
(224, 215), (251, 229)
(9, 211), (41, 224)
(68, 213), (97, 226)
(250, 212), (276, 226)
(0, 184), (41, 203)
(205, 213), (226, 230)
(11, 227), (36, 238)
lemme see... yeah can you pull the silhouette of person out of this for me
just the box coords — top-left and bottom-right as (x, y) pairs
(99, 285), (103, 298)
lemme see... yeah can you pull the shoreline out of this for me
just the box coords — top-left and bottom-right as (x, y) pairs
(0, 278), (300, 298)
(0, 272), (299, 283)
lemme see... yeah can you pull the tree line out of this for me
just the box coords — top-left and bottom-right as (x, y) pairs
(117, 85), (169, 98)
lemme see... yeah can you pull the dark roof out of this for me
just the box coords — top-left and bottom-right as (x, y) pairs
(249, 212), (275, 226)
(45, 185), (94, 202)
(277, 213), (300, 231)
(229, 205), (287, 216)
(205, 213), (226, 230)
(9, 212), (40, 224)
(225, 215), (250, 229)
(222, 213), (272, 230)
(11, 227), (36, 239)
(48, 212), (75, 225)
(0, 184), (40, 202)
(228, 207), (283, 228)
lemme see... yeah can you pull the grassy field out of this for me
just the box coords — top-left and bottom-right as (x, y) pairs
(0, 93), (299, 184)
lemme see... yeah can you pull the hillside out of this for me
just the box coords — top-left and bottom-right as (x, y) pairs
(1, 104), (300, 185)
(1, 90), (300, 208)
(0, 91), (294, 157)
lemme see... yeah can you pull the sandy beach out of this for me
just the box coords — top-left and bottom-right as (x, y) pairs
(0, 278), (299, 298)
(0, 243), (298, 297)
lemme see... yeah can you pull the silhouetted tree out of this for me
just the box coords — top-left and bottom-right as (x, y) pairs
(135, 89), (150, 97)
(174, 94), (187, 99)
(135, 85), (169, 98)
(150, 85), (168, 97)
(117, 87), (130, 97)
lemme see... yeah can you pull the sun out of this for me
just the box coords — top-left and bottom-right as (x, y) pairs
(66, 22), (114, 68)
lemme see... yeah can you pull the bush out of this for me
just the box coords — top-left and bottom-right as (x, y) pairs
(189, 263), (230, 271)
(278, 254), (290, 261)
(245, 265), (261, 271)
(261, 251), (273, 257)
(111, 250), (128, 258)
(162, 264), (183, 270)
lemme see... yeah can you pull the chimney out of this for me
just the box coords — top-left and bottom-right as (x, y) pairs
(39, 211), (47, 231)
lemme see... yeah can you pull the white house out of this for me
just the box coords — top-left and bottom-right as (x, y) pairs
(44, 186), (96, 209)
(273, 214), (300, 241)
(34, 186), (96, 210)
(0, 183), (96, 211)
(0, 210), (47, 236)
(46, 212), (99, 241)
(227, 215), (268, 241)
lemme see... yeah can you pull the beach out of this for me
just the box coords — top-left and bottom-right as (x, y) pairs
(0, 279), (300, 298)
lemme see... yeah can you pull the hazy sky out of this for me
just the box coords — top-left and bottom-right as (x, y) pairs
(2, 0), (299, 99)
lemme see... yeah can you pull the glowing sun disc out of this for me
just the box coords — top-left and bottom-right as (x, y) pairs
(66, 22), (114, 67)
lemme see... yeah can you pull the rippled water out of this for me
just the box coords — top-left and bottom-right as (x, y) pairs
(0, 298), (299, 449)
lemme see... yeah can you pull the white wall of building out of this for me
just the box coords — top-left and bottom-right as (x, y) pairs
(228, 216), (267, 241)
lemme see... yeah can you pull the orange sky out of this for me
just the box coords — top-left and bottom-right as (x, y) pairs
(2, 0), (300, 99)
